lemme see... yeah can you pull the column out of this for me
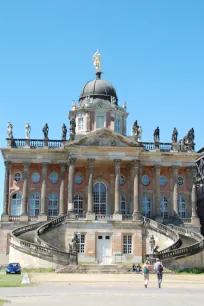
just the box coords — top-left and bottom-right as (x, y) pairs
(59, 164), (66, 215)
(190, 167), (200, 226)
(139, 164), (143, 213)
(154, 165), (161, 218)
(67, 158), (76, 217)
(152, 167), (156, 217)
(113, 159), (122, 220)
(172, 166), (179, 217)
(1, 161), (11, 221)
(87, 158), (95, 220)
(21, 163), (30, 221)
(40, 162), (48, 221)
(132, 160), (141, 221)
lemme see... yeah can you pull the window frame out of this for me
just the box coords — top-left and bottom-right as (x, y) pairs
(29, 192), (40, 216)
(120, 175), (125, 186)
(178, 176), (184, 186)
(142, 195), (151, 217)
(115, 117), (122, 133)
(93, 182), (107, 214)
(75, 173), (83, 185)
(160, 196), (168, 219)
(32, 172), (40, 184)
(123, 235), (132, 254)
(74, 194), (83, 215)
(160, 175), (168, 186)
(178, 196), (186, 218)
(79, 234), (85, 253)
(49, 172), (58, 184)
(48, 193), (59, 216)
(78, 117), (84, 131)
(11, 193), (22, 216)
(142, 175), (150, 186)
(120, 196), (126, 215)
(13, 172), (22, 183)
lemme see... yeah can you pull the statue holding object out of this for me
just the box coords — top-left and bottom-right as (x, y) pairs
(7, 122), (13, 139)
(25, 123), (31, 139)
(42, 123), (49, 140)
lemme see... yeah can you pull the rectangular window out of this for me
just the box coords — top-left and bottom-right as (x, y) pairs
(123, 235), (132, 254)
(96, 116), (104, 129)
(79, 234), (85, 253)
(78, 117), (84, 131)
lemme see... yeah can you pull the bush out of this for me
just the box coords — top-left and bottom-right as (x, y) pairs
(174, 268), (204, 274)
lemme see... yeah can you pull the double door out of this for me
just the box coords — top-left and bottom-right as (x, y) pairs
(97, 235), (112, 264)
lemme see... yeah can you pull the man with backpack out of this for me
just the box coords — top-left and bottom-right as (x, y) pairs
(154, 258), (164, 288)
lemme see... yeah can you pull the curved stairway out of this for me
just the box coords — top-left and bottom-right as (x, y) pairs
(9, 215), (204, 267)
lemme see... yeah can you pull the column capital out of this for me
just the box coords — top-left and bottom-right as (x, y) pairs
(132, 160), (140, 168)
(23, 162), (30, 170)
(68, 158), (76, 166)
(4, 161), (11, 169)
(189, 165), (197, 174)
(172, 165), (179, 171)
(88, 158), (95, 168)
(154, 165), (161, 172)
(60, 163), (67, 172)
(42, 162), (49, 168)
(114, 159), (121, 167)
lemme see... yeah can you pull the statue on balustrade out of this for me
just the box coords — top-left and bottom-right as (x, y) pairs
(149, 235), (156, 254)
(7, 122), (13, 139)
(62, 123), (67, 141)
(172, 127), (178, 143)
(132, 120), (142, 142)
(25, 123), (31, 139)
(69, 118), (76, 140)
(154, 126), (160, 142)
(179, 128), (195, 152)
(42, 123), (49, 140)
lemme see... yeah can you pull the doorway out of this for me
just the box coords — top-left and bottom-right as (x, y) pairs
(97, 235), (112, 264)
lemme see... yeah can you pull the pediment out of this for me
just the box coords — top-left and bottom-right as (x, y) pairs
(65, 128), (140, 148)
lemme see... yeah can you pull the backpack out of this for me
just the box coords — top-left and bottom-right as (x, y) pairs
(157, 264), (163, 272)
(143, 266), (149, 274)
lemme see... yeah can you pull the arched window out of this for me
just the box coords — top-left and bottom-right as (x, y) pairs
(178, 196), (186, 218)
(29, 193), (40, 216)
(93, 182), (107, 214)
(120, 196), (126, 215)
(74, 194), (83, 215)
(160, 196), (168, 219)
(11, 193), (22, 216)
(48, 193), (58, 216)
(115, 118), (122, 133)
(142, 195), (151, 217)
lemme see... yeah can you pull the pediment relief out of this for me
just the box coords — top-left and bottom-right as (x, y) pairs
(65, 128), (140, 148)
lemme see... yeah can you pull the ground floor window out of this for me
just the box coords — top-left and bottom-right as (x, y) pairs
(48, 193), (58, 216)
(79, 234), (85, 253)
(11, 193), (22, 216)
(160, 196), (168, 219)
(178, 196), (186, 218)
(142, 195), (151, 217)
(29, 193), (40, 216)
(123, 235), (132, 254)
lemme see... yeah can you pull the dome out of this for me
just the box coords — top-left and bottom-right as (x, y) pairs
(79, 72), (118, 104)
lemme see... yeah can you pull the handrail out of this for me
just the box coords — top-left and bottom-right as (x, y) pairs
(10, 218), (77, 265)
(142, 217), (182, 254)
(7, 138), (65, 148)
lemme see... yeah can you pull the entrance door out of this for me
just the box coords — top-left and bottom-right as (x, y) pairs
(97, 235), (112, 264)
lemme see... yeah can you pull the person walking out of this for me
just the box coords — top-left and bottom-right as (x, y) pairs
(154, 258), (164, 288)
(142, 260), (151, 288)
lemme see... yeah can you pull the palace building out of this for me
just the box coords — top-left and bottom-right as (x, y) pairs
(0, 57), (203, 267)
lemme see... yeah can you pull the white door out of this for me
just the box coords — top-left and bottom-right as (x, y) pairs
(97, 235), (112, 264)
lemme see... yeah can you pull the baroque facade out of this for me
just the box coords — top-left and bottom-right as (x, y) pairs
(1, 67), (203, 265)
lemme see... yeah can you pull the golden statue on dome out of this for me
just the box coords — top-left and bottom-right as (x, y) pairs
(92, 50), (101, 71)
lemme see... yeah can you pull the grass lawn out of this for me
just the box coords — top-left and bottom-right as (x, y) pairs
(0, 274), (30, 287)
(0, 300), (10, 305)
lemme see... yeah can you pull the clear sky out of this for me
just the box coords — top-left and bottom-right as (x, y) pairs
(0, 1), (203, 214)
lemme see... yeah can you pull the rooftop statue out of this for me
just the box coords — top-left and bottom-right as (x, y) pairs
(172, 127), (178, 143)
(7, 122), (13, 139)
(62, 123), (67, 141)
(25, 123), (31, 139)
(69, 118), (76, 140)
(42, 123), (49, 140)
(132, 120), (142, 142)
(154, 126), (160, 142)
(179, 128), (195, 152)
(92, 50), (101, 71)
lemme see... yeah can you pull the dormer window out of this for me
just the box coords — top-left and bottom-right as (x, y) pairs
(78, 117), (84, 131)
(115, 118), (122, 133)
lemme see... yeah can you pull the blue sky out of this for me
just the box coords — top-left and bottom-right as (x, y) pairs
(0, 1), (203, 214)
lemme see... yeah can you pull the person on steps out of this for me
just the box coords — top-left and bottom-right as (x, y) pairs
(154, 258), (164, 288)
(142, 260), (150, 288)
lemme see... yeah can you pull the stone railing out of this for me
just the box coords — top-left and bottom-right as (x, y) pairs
(9, 216), (20, 221)
(180, 218), (191, 224)
(143, 217), (182, 254)
(142, 142), (173, 152)
(95, 214), (113, 220)
(7, 138), (64, 149)
(10, 219), (77, 265)
(28, 216), (39, 222)
(122, 215), (133, 221)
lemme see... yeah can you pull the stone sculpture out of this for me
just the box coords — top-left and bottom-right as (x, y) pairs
(132, 120), (142, 142)
(42, 123), (49, 140)
(7, 122), (13, 139)
(154, 127), (160, 142)
(111, 96), (117, 105)
(62, 124), (67, 141)
(69, 118), (76, 139)
(149, 235), (155, 254)
(25, 123), (31, 139)
(72, 233), (80, 253)
(179, 128), (195, 152)
(172, 127), (178, 143)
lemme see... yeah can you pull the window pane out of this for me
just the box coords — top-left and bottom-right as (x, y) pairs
(96, 116), (104, 128)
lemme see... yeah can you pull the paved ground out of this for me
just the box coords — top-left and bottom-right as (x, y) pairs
(0, 274), (204, 305)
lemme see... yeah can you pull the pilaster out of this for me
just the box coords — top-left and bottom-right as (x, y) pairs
(1, 161), (12, 221)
